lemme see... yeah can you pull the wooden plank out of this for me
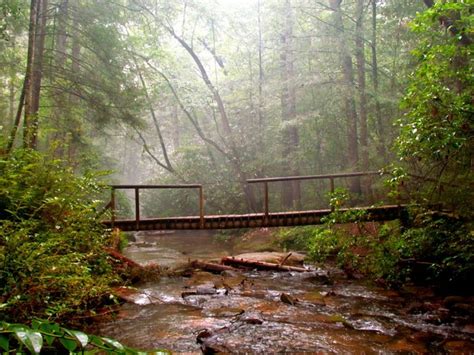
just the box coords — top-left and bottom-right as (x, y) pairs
(104, 205), (406, 231)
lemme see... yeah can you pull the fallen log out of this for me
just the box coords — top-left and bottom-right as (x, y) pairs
(104, 247), (142, 268)
(221, 256), (308, 272)
(190, 260), (238, 273)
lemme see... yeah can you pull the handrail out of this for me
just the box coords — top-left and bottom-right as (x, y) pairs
(110, 184), (204, 229)
(108, 172), (387, 229)
(110, 184), (202, 189)
(247, 171), (383, 215)
(247, 171), (382, 183)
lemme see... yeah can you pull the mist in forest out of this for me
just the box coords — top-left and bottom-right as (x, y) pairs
(0, 0), (432, 215)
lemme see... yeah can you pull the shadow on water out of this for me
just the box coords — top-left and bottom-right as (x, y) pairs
(94, 230), (474, 353)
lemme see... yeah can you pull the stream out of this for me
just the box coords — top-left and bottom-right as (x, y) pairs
(94, 230), (474, 353)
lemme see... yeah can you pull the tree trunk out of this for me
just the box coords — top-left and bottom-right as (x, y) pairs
(22, 0), (39, 148)
(6, 79), (25, 154)
(330, 0), (361, 194)
(50, 0), (68, 156)
(169, 29), (257, 211)
(280, 0), (301, 209)
(27, 0), (48, 149)
(55, 0), (68, 69)
(257, 0), (265, 177)
(356, 0), (371, 198)
(356, 0), (368, 173)
(71, 4), (81, 84)
(134, 59), (174, 173)
(8, 39), (16, 126)
(221, 256), (308, 272)
(371, 0), (386, 162)
(172, 103), (180, 151)
(66, 3), (81, 163)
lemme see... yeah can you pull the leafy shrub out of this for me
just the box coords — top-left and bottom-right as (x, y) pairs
(280, 208), (474, 290)
(0, 319), (169, 354)
(277, 226), (317, 252)
(0, 149), (118, 321)
(389, 211), (473, 288)
(396, 1), (473, 215)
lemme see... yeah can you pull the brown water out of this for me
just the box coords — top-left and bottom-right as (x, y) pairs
(95, 230), (474, 354)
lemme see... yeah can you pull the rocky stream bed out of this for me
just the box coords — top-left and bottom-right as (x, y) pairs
(92, 230), (474, 353)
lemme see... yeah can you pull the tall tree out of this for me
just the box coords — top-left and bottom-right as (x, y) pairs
(168, 27), (257, 211)
(280, 0), (301, 208)
(329, 0), (360, 193)
(370, 0), (386, 161)
(355, 0), (368, 173)
(24, 0), (48, 149)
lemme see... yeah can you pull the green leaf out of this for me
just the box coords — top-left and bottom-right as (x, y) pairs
(66, 329), (89, 348)
(0, 334), (10, 352)
(43, 333), (54, 347)
(102, 337), (125, 350)
(90, 335), (105, 347)
(14, 329), (43, 354)
(38, 322), (61, 346)
(28, 331), (43, 354)
(59, 337), (77, 352)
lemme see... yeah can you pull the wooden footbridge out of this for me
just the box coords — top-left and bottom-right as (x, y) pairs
(104, 171), (406, 231)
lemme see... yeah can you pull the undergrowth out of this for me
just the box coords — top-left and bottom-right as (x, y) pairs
(277, 188), (474, 292)
(0, 149), (119, 322)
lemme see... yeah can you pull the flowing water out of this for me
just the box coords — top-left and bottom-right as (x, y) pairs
(94, 230), (474, 353)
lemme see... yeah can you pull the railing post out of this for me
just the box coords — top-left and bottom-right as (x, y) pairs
(264, 182), (269, 218)
(135, 187), (140, 230)
(329, 177), (335, 211)
(199, 186), (205, 229)
(111, 187), (116, 228)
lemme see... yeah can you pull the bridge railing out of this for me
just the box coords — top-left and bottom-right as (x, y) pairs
(247, 171), (384, 216)
(109, 184), (205, 229)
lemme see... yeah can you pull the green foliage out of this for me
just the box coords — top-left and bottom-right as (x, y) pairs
(0, 149), (118, 321)
(0, 319), (169, 354)
(389, 211), (473, 286)
(278, 188), (369, 266)
(279, 207), (474, 290)
(277, 226), (320, 252)
(396, 1), (473, 213)
(0, 0), (22, 41)
(327, 187), (349, 210)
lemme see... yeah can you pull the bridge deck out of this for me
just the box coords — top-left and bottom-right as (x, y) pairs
(104, 205), (405, 231)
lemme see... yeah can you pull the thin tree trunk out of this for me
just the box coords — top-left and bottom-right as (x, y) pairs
(23, 0), (39, 148)
(55, 0), (68, 70)
(371, 0), (386, 161)
(172, 104), (180, 151)
(66, 2), (81, 163)
(71, 4), (80, 80)
(257, 0), (265, 177)
(330, 0), (360, 194)
(280, 0), (301, 209)
(169, 28), (257, 211)
(135, 62), (174, 172)
(6, 79), (26, 153)
(28, 0), (48, 149)
(356, 0), (373, 200)
(8, 39), (17, 126)
(356, 0), (368, 172)
(50, 0), (68, 156)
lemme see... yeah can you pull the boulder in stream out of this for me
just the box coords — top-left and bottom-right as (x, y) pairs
(280, 292), (298, 306)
